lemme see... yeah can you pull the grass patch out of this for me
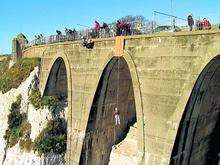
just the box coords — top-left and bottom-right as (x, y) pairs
(0, 56), (10, 76)
(0, 58), (40, 93)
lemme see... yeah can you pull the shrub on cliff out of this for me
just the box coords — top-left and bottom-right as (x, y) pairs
(7, 95), (22, 129)
(4, 95), (32, 149)
(29, 88), (60, 115)
(29, 88), (42, 109)
(19, 138), (33, 152)
(0, 57), (40, 93)
(34, 119), (67, 155)
(41, 96), (58, 110)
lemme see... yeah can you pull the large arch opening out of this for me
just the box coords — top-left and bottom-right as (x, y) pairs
(79, 57), (137, 165)
(170, 55), (220, 165)
(41, 57), (68, 161)
(44, 57), (68, 99)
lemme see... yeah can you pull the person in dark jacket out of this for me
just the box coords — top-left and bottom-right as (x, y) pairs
(187, 14), (194, 31)
(94, 21), (101, 38)
(116, 20), (122, 36)
(101, 22), (110, 37)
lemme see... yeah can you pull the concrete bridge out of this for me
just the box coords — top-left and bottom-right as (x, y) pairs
(15, 30), (220, 165)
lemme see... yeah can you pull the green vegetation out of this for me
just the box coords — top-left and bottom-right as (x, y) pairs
(0, 57), (11, 76)
(29, 89), (67, 155)
(29, 88), (59, 111)
(4, 95), (32, 149)
(19, 138), (33, 152)
(29, 88), (42, 109)
(0, 58), (40, 93)
(29, 90), (67, 155)
(34, 119), (67, 155)
(41, 96), (58, 110)
(19, 119), (33, 152)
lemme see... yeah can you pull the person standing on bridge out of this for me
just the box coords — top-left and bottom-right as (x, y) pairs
(101, 22), (110, 37)
(187, 14), (194, 31)
(202, 18), (211, 30)
(94, 21), (101, 38)
(116, 20), (122, 36)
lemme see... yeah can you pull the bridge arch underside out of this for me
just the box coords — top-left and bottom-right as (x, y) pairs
(79, 57), (137, 165)
(170, 56), (220, 165)
(43, 57), (68, 99)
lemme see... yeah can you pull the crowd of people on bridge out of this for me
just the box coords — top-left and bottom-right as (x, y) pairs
(93, 20), (131, 38)
(187, 14), (212, 31)
(32, 15), (219, 48)
(32, 19), (133, 48)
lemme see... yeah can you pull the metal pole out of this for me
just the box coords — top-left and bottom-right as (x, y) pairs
(153, 11), (186, 21)
(77, 24), (90, 28)
(171, 0), (174, 28)
(152, 12), (156, 33)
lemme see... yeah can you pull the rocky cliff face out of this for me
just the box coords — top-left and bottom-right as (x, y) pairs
(0, 66), (66, 165)
(109, 124), (140, 165)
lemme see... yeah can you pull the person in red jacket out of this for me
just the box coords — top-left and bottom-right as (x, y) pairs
(94, 21), (101, 38)
(116, 20), (122, 36)
(202, 18), (211, 30)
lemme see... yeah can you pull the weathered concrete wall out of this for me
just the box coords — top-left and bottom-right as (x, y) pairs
(22, 30), (220, 165)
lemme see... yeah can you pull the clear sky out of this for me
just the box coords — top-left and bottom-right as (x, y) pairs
(1, 0), (220, 54)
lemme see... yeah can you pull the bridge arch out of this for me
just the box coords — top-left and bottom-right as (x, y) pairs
(78, 52), (145, 164)
(41, 52), (72, 97)
(123, 51), (145, 161)
(170, 55), (220, 165)
(40, 51), (73, 162)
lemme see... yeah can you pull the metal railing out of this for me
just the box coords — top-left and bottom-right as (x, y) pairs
(25, 19), (185, 48)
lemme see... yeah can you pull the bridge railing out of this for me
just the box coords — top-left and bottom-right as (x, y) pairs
(25, 21), (157, 48)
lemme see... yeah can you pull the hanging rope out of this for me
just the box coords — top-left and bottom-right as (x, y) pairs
(114, 57), (121, 147)
(116, 57), (120, 112)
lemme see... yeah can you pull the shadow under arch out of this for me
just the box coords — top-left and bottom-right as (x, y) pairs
(40, 52), (73, 163)
(79, 55), (143, 165)
(43, 57), (68, 97)
(41, 52), (72, 98)
(40, 52), (72, 116)
(170, 55), (220, 165)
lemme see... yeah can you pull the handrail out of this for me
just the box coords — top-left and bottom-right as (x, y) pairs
(25, 21), (156, 48)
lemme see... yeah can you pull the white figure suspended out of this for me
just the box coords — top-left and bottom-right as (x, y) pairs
(114, 107), (120, 125)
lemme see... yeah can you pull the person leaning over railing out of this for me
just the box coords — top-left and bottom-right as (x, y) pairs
(81, 36), (94, 49)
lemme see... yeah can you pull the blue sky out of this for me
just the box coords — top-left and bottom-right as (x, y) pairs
(1, 0), (220, 54)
